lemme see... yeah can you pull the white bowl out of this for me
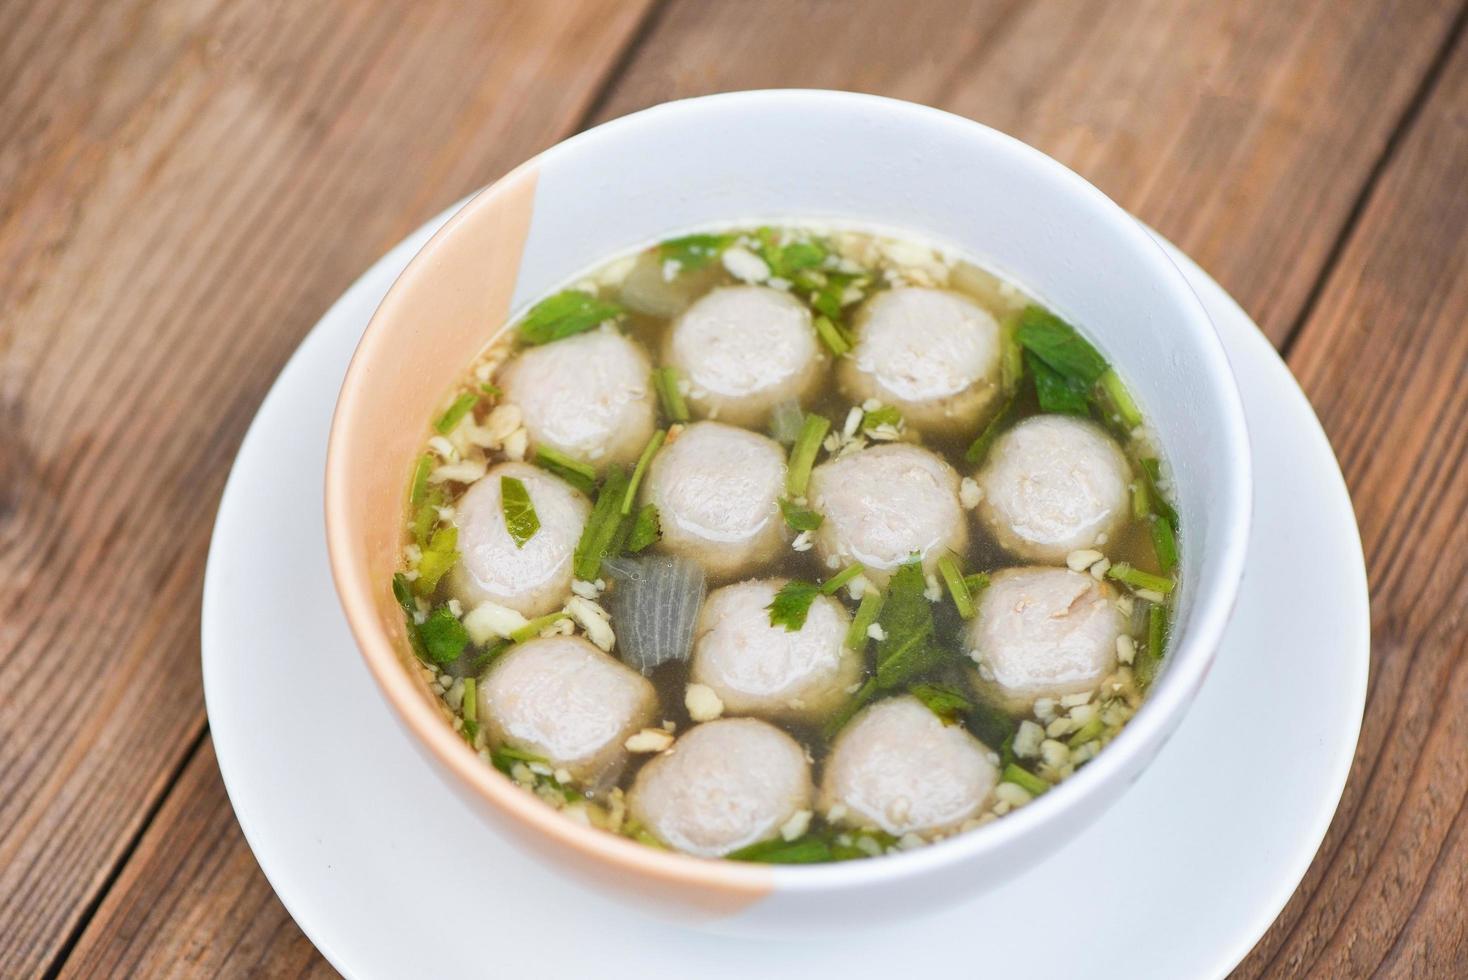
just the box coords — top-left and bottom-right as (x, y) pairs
(325, 90), (1252, 934)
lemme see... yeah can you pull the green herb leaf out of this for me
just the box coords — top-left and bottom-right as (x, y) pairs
(500, 476), (539, 548)
(1107, 562), (1175, 594)
(479, 382), (502, 397)
(967, 694), (1017, 754)
(656, 233), (734, 272)
(964, 391), (1021, 464)
(517, 290), (623, 345)
(461, 676), (479, 742)
(652, 366), (690, 423)
(433, 392), (479, 435)
(1068, 715), (1106, 748)
(861, 405), (903, 432)
(813, 315), (852, 356)
(622, 430), (666, 515)
(1096, 368), (1143, 429)
(824, 677), (877, 740)
(573, 465), (631, 581)
(1028, 351), (1092, 416)
(728, 835), (833, 864)
(414, 526), (459, 595)
(411, 487), (445, 550)
(936, 554), (974, 619)
(757, 231), (830, 280)
(767, 579), (821, 632)
(532, 446), (597, 494)
(392, 573), (430, 663)
(872, 561), (943, 690)
(910, 682), (972, 724)
(1001, 762), (1050, 796)
(1015, 306), (1108, 384)
(626, 503), (661, 553)
(420, 606), (469, 664)
(786, 413), (830, 497)
(963, 572), (991, 595)
(779, 497), (824, 532)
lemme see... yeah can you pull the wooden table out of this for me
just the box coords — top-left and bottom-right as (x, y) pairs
(3, 1), (1465, 975)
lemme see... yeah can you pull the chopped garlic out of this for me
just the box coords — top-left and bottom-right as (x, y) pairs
(566, 597), (615, 651)
(721, 246), (771, 283)
(624, 729), (675, 753)
(1013, 720), (1045, 759)
(684, 683), (725, 722)
(779, 809), (813, 841)
(462, 601), (529, 644)
(1066, 549), (1104, 572)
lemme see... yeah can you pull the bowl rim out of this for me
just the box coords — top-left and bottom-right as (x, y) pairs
(325, 89), (1253, 896)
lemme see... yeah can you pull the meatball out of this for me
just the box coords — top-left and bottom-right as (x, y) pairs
(837, 288), (1002, 434)
(807, 444), (967, 584)
(974, 415), (1132, 563)
(820, 696), (997, 838)
(628, 718), (813, 858)
(665, 286), (825, 427)
(478, 635), (657, 788)
(498, 326), (657, 470)
(643, 422), (788, 581)
(449, 462), (590, 617)
(966, 566), (1125, 711)
(690, 579), (861, 723)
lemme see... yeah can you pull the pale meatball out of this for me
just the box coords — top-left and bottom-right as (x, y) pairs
(975, 415), (1132, 563)
(665, 286), (825, 427)
(690, 579), (861, 723)
(478, 635), (657, 788)
(966, 566), (1125, 711)
(838, 288), (1002, 434)
(807, 444), (967, 584)
(643, 422), (787, 581)
(449, 462), (590, 617)
(628, 718), (813, 858)
(820, 696), (997, 838)
(499, 326), (656, 470)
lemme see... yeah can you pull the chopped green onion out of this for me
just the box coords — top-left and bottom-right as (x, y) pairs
(392, 572), (416, 613)
(821, 563), (864, 595)
(466, 639), (509, 676)
(500, 476), (539, 548)
(433, 392), (479, 435)
(845, 588), (883, 650)
(910, 682), (972, 725)
(965, 392), (1020, 464)
(786, 414), (830, 496)
(1139, 457), (1178, 525)
(491, 743), (547, 775)
(728, 834), (833, 864)
(414, 526), (459, 595)
(653, 367), (689, 422)
(419, 606), (469, 664)
(1107, 562), (1175, 594)
(409, 453), (433, 505)
(1015, 305), (1108, 384)
(656, 232), (734, 271)
(533, 446), (596, 494)
(1150, 515), (1179, 572)
(999, 310), (1025, 392)
(573, 465), (631, 581)
(517, 289), (622, 345)
(967, 695), (1016, 754)
(813, 315), (851, 356)
(824, 677), (877, 740)
(779, 497), (824, 531)
(461, 676), (479, 740)
(509, 612), (570, 643)
(963, 572), (991, 595)
(860, 404), (903, 432)
(626, 503), (661, 553)
(479, 382), (502, 397)
(767, 580), (820, 632)
(1097, 369), (1143, 428)
(1001, 762), (1050, 796)
(936, 554), (974, 619)
(1131, 476), (1151, 521)
(1029, 351), (1091, 416)
(622, 430), (666, 515)
(1067, 716), (1106, 748)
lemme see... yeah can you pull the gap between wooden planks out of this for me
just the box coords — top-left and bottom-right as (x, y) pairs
(2, 0), (1464, 976)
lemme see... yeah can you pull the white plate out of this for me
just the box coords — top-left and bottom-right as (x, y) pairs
(203, 213), (1367, 980)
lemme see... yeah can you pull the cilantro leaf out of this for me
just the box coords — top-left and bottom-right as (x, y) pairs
(573, 465), (631, 581)
(767, 579), (820, 632)
(872, 561), (942, 689)
(910, 682), (973, 725)
(500, 476), (539, 548)
(419, 606), (469, 664)
(779, 497), (824, 531)
(517, 290), (623, 345)
(1015, 305), (1108, 384)
(1028, 351), (1091, 416)
(656, 233), (734, 272)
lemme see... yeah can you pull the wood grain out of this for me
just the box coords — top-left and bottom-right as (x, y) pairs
(1234, 23), (1468, 979)
(3, 0), (1466, 976)
(0, 1), (655, 975)
(593, 0), (1462, 346)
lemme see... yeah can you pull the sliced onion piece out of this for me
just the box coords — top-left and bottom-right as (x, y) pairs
(602, 555), (707, 674)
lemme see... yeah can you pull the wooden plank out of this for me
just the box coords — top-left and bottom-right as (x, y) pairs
(56, 740), (337, 979)
(592, 0), (1461, 346)
(0, 1), (654, 975)
(1234, 26), (1468, 980)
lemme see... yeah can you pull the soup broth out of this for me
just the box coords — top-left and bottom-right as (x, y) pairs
(393, 225), (1180, 863)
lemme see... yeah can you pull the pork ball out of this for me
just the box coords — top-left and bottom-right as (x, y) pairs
(966, 566), (1125, 711)
(643, 421), (787, 581)
(837, 288), (1002, 434)
(628, 718), (814, 858)
(690, 579), (861, 724)
(974, 415), (1132, 563)
(665, 285), (825, 427)
(498, 326), (657, 470)
(449, 462), (590, 617)
(478, 635), (658, 788)
(807, 444), (967, 583)
(820, 696), (997, 838)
